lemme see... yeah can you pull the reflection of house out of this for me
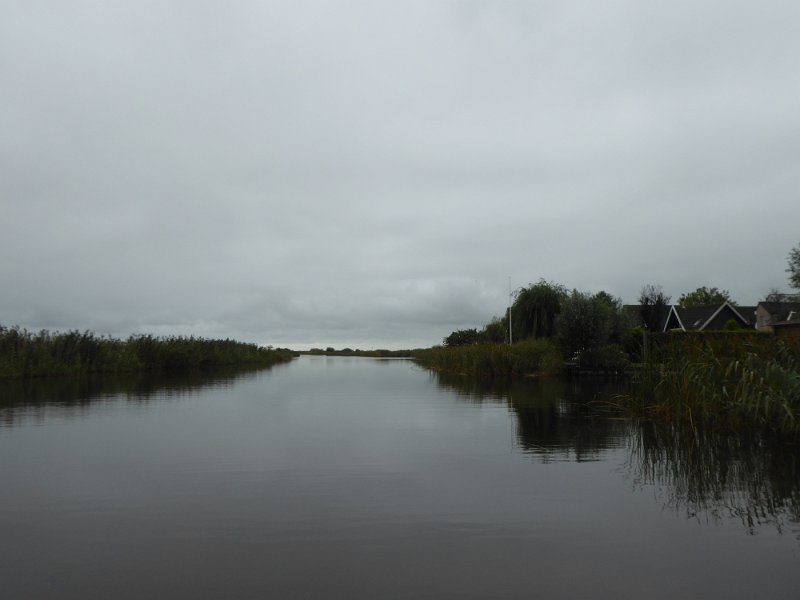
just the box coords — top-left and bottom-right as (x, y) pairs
(755, 301), (800, 332)
(663, 302), (753, 331)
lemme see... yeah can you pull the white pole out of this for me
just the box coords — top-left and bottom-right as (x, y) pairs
(508, 276), (513, 345)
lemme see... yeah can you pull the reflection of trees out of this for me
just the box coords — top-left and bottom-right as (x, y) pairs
(626, 423), (800, 536)
(434, 371), (800, 538)
(0, 365), (284, 428)
(432, 372), (629, 461)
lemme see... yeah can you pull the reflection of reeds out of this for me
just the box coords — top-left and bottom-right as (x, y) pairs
(0, 325), (295, 378)
(616, 334), (800, 436)
(626, 422), (800, 535)
(413, 340), (562, 377)
(0, 366), (280, 428)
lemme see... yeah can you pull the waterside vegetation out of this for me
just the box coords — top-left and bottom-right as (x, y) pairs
(0, 325), (295, 379)
(427, 248), (800, 436)
(413, 339), (563, 377)
(613, 332), (800, 437)
(430, 279), (636, 377)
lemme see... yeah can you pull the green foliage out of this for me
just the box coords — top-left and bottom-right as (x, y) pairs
(579, 344), (629, 371)
(638, 284), (671, 331)
(443, 328), (481, 346)
(617, 332), (800, 436)
(622, 326), (646, 363)
(508, 339), (564, 375)
(723, 318), (743, 331)
(480, 316), (507, 344)
(414, 340), (562, 377)
(788, 242), (800, 290)
(556, 291), (622, 354)
(0, 325), (295, 379)
(678, 286), (733, 307)
(511, 279), (567, 340)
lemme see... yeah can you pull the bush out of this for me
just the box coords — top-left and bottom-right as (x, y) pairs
(579, 344), (629, 371)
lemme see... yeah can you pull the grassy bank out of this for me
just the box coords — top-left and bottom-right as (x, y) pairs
(0, 325), (296, 378)
(413, 339), (563, 377)
(616, 332), (800, 436)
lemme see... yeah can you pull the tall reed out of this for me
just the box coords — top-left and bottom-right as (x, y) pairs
(618, 332), (800, 436)
(0, 325), (295, 378)
(413, 339), (563, 377)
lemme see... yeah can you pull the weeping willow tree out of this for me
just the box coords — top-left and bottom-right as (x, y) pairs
(511, 279), (567, 340)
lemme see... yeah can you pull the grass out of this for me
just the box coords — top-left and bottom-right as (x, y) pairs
(413, 339), (563, 377)
(612, 332), (800, 436)
(0, 325), (296, 378)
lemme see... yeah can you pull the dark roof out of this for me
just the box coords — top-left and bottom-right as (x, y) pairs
(758, 302), (800, 322)
(667, 302), (751, 331)
(735, 305), (757, 326)
(673, 305), (718, 330)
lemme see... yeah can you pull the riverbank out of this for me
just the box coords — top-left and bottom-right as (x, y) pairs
(413, 332), (800, 437)
(0, 325), (296, 378)
(412, 339), (563, 377)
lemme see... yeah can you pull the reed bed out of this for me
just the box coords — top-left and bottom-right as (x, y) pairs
(617, 333), (800, 436)
(0, 325), (295, 378)
(413, 339), (563, 377)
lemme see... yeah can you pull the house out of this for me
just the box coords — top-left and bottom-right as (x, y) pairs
(662, 302), (753, 332)
(754, 301), (800, 332)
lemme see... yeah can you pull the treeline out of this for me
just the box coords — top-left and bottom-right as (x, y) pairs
(0, 325), (296, 378)
(433, 280), (637, 375)
(305, 347), (414, 358)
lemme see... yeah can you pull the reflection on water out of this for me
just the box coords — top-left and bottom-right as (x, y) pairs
(1, 358), (799, 599)
(0, 364), (287, 428)
(432, 372), (629, 461)
(432, 370), (800, 539)
(627, 423), (800, 538)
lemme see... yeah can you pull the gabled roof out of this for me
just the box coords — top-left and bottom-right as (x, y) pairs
(664, 302), (750, 331)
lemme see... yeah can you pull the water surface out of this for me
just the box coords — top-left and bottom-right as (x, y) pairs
(1, 357), (798, 599)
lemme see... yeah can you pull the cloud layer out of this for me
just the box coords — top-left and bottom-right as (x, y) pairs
(2, 1), (799, 348)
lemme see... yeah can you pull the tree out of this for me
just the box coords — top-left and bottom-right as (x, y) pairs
(556, 291), (619, 356)
(639, 284), (671, 331)
(480, 316), (507, 344)
(510, 279), (567, 340)
(677, 286), (733, 307)
(788, 243), (800, 290)
(443, 328), (481, 346)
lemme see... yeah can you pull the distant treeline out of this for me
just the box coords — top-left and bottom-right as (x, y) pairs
(304, 347), (415, 358)
(0, 325), (296, 378)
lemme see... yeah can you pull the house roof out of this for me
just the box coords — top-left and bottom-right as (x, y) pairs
(757, 302), (800, 322)
(665, 302), (750, 331)
(737, 306), (757, 325)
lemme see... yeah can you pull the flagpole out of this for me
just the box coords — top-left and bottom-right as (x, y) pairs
(508, 276), (513, 345)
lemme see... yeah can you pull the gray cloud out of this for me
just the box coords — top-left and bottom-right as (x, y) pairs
(2, 1), (799, 348)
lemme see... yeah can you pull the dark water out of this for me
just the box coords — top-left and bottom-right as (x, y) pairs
(1, 357), (798, 599)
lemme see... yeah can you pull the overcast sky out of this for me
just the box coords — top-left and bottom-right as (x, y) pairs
(2, 1), (799, 349)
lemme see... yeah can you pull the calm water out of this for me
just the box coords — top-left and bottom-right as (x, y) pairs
(1, 356), (798, 599)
